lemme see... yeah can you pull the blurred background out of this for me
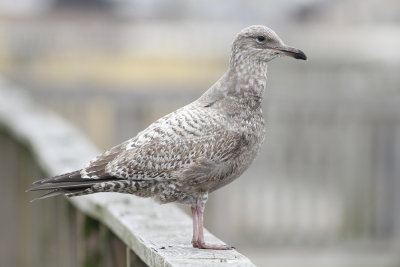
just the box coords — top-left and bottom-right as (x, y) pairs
(1, 0), (400, 266)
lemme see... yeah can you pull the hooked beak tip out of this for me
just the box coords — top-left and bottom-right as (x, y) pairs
(294, 50), (307, 60)
(277, 46), (307, 61)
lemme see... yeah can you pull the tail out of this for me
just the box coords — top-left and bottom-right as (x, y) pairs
(27, 170), (116, 202)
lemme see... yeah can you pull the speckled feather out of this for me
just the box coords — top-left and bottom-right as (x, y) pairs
(30, 25), (304, 207)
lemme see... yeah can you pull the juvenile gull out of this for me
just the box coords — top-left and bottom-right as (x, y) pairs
(29, 25), (307, 250)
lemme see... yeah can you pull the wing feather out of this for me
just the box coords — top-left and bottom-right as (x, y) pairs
(81, 104), (241, 185)
(106, 129), (244, 183)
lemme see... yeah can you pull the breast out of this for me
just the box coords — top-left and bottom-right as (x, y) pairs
(207, 109), (266, 193)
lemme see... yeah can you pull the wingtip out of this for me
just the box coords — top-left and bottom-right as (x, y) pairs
(27, 186), (41, 192)
(26, 185), (41, 192)
(29, 190), (64, 202)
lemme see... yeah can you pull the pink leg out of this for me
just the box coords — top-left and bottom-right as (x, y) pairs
(195, 205), (233, 250)
(191, 206), (199, 248)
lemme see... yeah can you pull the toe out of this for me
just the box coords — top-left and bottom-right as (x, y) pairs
(198, 242), (233, 250)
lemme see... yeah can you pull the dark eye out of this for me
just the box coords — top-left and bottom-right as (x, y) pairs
(256, 36), (265, 42)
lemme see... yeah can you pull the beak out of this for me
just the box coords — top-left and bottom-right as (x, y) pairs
(275, 45), (307, 60)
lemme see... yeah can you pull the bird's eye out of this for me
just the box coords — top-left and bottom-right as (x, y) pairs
(256, 36), (266, 42)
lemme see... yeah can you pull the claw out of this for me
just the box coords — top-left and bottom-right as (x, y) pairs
(192, 240), (199, 248)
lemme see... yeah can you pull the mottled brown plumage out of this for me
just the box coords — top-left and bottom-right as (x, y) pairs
(29, 25), (307, 249)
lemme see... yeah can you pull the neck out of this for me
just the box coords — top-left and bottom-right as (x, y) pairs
(228, 53), (268, 98)
(198, 55), (268, 106)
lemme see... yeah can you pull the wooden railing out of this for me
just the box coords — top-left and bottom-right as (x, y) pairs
(0, 78), (255, 267)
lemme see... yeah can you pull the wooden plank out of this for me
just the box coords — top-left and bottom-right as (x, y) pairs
(70, 194), (254, 267)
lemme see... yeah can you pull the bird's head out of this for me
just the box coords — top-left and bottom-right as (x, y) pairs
(231, 25), (307, 65)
